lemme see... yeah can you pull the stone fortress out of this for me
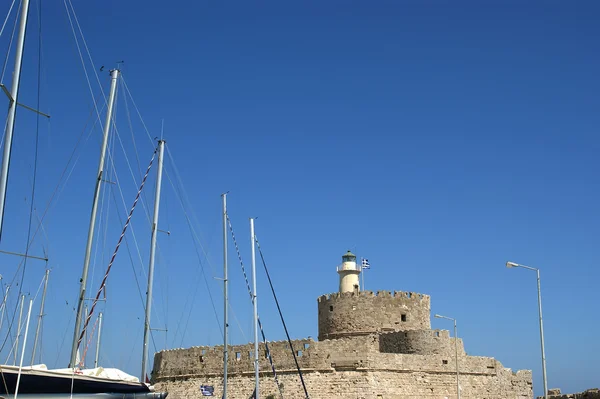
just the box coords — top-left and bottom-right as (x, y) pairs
(152, 251), (533, 398)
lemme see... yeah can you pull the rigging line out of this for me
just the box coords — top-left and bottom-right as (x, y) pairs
(37, 314), (43, 364)
(75, 147), (157, 355)
(89, 81), (118, 299)
(33, 207), (49, 259)
(62, 0), (103, 135)
(119, 79), (154, 231)
(226, 216), (284, 398)
(108, 89), (159, 279)
(164, 148), (219, 277)
(0, 94), (102, 316)
(105, 132), (166, 334)
(53, 302), (75, 369)
(0, 0), (17, 39)
(66, 0), (106, 103)
(52, 100), (106, 205)
(176, 224), (223, 348)
(120, 76), (155, 147)
(18, 0), (43, 333)
(3, 274), (46, 363)
(3, 293), (30, 364)
(2, 275), (43, 365)
(107, 170), (159, 354)
(89, 123), (114, 299)
(255, 236), (310, 398)
(170, 260), (202, 348)
(160, 169), (223, 346)
(158, 152), (234, 344)
(120, 78), (144, 180)
(113, 117), (154, 231)
(122, 318), (143, 372)
(111, 119), (173, 340)
(78, 311), (99, 368)
(0, 0), (20, 83)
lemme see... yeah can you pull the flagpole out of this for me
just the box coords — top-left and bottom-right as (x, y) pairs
(361, 258), (365, 291)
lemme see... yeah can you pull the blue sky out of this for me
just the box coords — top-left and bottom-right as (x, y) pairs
(0, 0), (598, 396)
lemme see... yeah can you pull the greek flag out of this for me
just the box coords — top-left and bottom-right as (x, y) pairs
(361, 258), (370, 269)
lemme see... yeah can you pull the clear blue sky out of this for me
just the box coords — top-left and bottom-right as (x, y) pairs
(0, 1), (598, 396)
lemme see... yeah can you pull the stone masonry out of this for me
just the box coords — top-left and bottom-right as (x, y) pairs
(539, 388), (600, 399)
(153, 289), (533, 398)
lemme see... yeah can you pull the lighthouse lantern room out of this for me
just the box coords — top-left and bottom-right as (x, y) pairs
(337, 250), (361, 293)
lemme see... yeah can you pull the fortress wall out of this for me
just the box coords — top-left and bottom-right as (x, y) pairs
(152, 338), (318, 380)
(154, 364), (532, 399)
(153, 336), (380, 380)
(154, 337), (523, 382)
(153, 286), (532, 399)
(539, 389), (600, 399)
(378, 329), (465, 356)
(318, 291), (431, 340)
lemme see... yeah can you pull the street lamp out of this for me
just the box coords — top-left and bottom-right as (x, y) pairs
(506, 261), (548, 399)
(434, 314), (460, 399)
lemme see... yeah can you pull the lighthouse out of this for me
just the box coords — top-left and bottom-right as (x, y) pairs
(337, 250), (361, 293)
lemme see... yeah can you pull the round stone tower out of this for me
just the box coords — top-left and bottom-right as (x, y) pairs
(317, 250), (431, 340)
(337, 250), (360, 293)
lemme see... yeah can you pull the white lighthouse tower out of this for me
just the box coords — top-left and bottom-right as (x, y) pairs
(337, 250), (361, 293)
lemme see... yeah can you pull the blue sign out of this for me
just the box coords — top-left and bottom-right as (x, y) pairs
(200, 385), (214, 396)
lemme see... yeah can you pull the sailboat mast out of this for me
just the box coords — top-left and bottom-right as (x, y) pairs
(70, 69), (120, 368)
(250, 218), (259, 399)
(14, 298), (33, 399)
(222, 193), (228, 399)
(31, 268), (49, 364)
(94, 312), (103, 368)
(141, 139), (165, 382)
(14, 294), (24, 365)
(0, 0), (31, 239)
(0, 285), (9, 332)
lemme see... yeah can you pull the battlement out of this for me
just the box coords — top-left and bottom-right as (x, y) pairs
(317, 290), (430, 302)
(152, 338), (317, 380)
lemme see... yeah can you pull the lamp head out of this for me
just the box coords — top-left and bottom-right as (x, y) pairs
(434, 314), (442, 318)
(506, 261), (519, 268)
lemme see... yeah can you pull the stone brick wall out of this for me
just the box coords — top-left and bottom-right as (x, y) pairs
(153, 334), (532, 399)
(153, 288), (532, 399)
(538, 388), (600, 399)
(318, 291), (431, 340)
(378, 329), (465, 356)
(154, 354), (531, 399)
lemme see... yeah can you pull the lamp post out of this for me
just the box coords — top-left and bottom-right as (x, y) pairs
(506, 261), (548, 399)
(434, 314), (460, 399)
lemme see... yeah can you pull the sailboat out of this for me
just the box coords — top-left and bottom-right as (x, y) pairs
(0, 1), (167, 397)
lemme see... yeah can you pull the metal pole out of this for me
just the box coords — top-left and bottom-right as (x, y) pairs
(94, 312), (103, 368)
(70, 68), (120, 368)
(0, 0), (31, 239)
(250, 218), (259, 399)
(454, 319), (460, 399)
(361, 263), (365, 291)
(0, 285), (9, 332)
(141, 139), (165, 382)
(14, 294), (24, 365)
(31, 269), (50, 364)
(222, 193), (228, 399)
(14, 299), (33, 399)
(537, 269), (548, 399)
